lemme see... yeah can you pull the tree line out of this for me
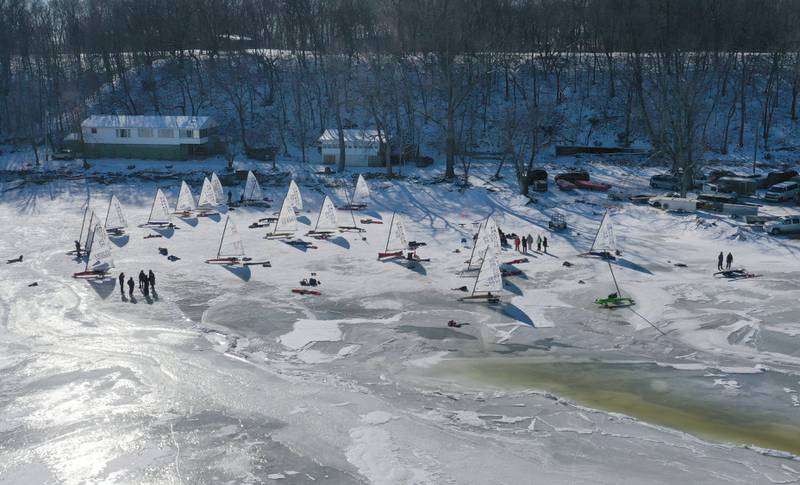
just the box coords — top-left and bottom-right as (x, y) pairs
(1, 0), (798, 192)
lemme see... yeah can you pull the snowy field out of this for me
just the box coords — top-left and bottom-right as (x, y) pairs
(1, 157), (800, 484)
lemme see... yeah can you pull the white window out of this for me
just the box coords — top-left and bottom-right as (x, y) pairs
(138, 128), (154, 138)
(158, 128), (173, 138)
(116, 129), (131, 138)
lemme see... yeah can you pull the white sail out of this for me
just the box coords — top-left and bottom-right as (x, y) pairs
(148, 189), (172, 224)
(473, 248), (502, 294)
(352, 174), (370, 205)
(273, 195), (297, 234)
(286, 179), (303, 211)
(590, 210), (617, 253)
(386, 214), (408, 251)
(84, 211), (99, 252)
(217, 216), (245, 258)
(80, 208), (97, 247)
(105, 194), (127, 230)
(87, 223), (114, 271)
(470, 216), (501, 267)
(198, 178), (217, 208)
(211, 172), (225, 205)
(314, 196), (338, 232)
(243, 171), (263, 202)
(176, 181), (197, 212)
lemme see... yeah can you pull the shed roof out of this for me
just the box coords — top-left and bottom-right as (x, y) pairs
(317, 129), (383, 144)
(82, 115), (215, 130)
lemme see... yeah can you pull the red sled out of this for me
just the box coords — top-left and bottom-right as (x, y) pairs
(378, 251), (403, 260)
(556, 179), (577, 191)
(573, 180), (611, 191)
(72, 270), (110, 279)
(504, 258), (529, 265)
(292, 288), (321, 296)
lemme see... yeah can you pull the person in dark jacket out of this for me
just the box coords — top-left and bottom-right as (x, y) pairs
(717, 251), (724, 270)
(148, 270), (156, 291)
(74, 240), (81, 256)
(119, 272), (125, 296)
(521, 236), (528, 253)
(537, 235), (542, 252)
(127, 277), (134, 299)
(138, 270), (146, 289)
(543, 236), (549, 254)
(726, 252), (733, 270)
(143, 277), (150, 297)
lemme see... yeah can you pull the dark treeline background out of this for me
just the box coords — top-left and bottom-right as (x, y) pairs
(2, 0), (799, 188)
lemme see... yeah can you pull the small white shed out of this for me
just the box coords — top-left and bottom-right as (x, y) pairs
(317, 129), (384, 167)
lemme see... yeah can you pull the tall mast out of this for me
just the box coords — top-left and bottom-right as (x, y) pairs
(147, 190), (157, 223)
(472, 248), (489, 296)
(104, 195), (113, 229)
(217, 216), (229, 258)
(608, 261), (622, 295)
(590, 210), (608, 252)
(384, 211), (396, 252)
(78, 205), (89, 243)
(467, 218), (487, 270)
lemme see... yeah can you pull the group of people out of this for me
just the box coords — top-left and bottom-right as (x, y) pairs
(513, 233), (548, 254)
(717, 251), (734, 271)
(493, 228), (550, 254)
(118, 269), (156, 299)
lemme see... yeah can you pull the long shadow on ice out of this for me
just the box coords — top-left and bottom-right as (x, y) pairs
(180, 216), (199, 227)
(223, 264), (251, 282)
(88, 278), (116, 300)
(152, 226), (175, 239)
(110, 234), (129, 248)
(612, 257), (653, 275)
(328, 236), (350, 249)
(297, 215), (311, 225)
(496, 303), (535, 327)
(206, 213), (221, 223)
(502, 279), (523, 296)
(390, 259), (427, 276)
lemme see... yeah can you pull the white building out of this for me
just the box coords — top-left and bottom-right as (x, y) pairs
(317, 129), (385, 167)
(81, 115), (220, 160)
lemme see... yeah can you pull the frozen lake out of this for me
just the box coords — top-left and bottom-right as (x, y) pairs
(2, 163), (799, 484)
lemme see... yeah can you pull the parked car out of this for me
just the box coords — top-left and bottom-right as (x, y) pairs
(649, 174), (681, 190)
(51, 149), (77, 160)
(764, 215), (800, 235)
(764, 181), (800, 202)
(707, 170), (737, 183)
(698, 192), (738, 204)
(554, 170), (590, 183)
(764, 170), (798, 188)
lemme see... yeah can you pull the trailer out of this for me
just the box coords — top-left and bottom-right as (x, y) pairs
(649, 196), (697, 212)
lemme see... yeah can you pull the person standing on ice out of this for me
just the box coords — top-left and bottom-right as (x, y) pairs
(526, 234), (533, 252)
(521, 235), (528, 253)
(717, 251), (724, 271)
(726, 252), (733, 270)
(118, 273), (125, 296)
(138, 270), (146, 290)
(537, 235), (542, 252)
(513, 236), (520, 252)
(143, 276), (150, 297)
(543, 236), (549, 254)
(127, 277), (134, 299)
(148, 270), (156, 291)
(74, 240), (81, 256)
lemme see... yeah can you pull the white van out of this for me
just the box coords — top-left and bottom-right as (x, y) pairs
(765, 181), (799, 202)
(764, 215), (800, 235)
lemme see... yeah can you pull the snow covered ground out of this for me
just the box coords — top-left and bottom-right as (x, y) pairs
(1, 157), (800, 484)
